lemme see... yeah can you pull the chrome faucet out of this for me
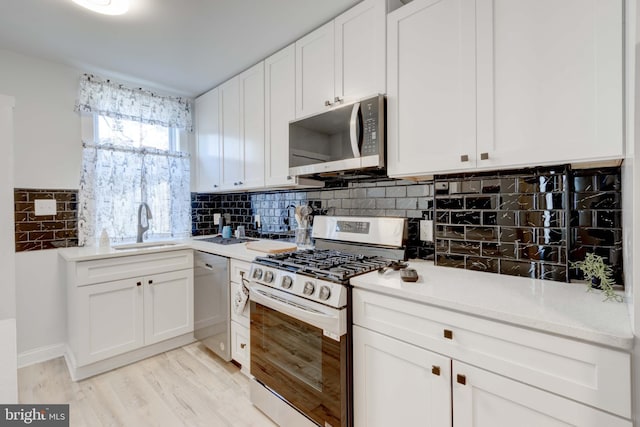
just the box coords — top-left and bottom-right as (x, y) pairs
(137, 202), (152, 243)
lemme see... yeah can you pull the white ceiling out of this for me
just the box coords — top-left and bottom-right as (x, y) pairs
(0, 0), (361, 97)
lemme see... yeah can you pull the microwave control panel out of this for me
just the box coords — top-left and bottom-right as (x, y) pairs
(361, 98), (381, 157)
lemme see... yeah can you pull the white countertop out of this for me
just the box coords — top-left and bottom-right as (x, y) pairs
(351, 260), (634, 350)
(58, 243), (634, 350)
(57, 236), (281, 263)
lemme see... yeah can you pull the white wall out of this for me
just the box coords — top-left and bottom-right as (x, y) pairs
(0, 94), (16, 320)
(0, 48), (195, 362)
(0, 49), (82, 360)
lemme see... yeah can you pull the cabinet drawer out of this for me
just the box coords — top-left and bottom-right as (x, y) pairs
(353, 289), (631, 418)
(75, 250), (193, 286)
(230, 259), (251, 284)
(230, 280), (250, 327)
(231, 321), (250, 374)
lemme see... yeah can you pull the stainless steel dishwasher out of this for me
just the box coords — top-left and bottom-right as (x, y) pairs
(194, 251), (231, 361)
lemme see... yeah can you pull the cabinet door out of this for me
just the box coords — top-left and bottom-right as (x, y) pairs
(239, 62), (265, 190)
(387, 0), (476, 178)
(265, 44), (296, 187)
(475, 0), (623, 168)
(452, 362), (631, 427)
(219, 77), (242, 190)
(144, 269), (194, 345)
(335, 0), (386, 103)
(295, 21), (335, 118)
(77, 278), (144, 365)
(353, 326), (451, 427)
(194, 88), (221, 192)
(231, 321), (250, 376)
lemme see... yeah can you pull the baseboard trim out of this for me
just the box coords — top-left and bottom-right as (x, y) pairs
(17, 343), (66, 368)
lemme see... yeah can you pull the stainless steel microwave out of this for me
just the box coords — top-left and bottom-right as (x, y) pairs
(288, 94), (385, 178)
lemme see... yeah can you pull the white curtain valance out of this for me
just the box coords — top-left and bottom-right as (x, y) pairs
(75, 74), (193, 131)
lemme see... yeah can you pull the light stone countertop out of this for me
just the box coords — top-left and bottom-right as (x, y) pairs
(350, 260), (634, 350)
(57, 236), (279, 263)
(58, 243), (634, 350)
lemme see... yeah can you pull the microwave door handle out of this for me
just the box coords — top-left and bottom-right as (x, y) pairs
(349, 102), (361, 158)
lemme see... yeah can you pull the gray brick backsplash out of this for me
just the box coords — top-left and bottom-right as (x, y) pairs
(350, 188), (367, 198)
(367, 187), (387, 198)
(333, 189), (350, 198)
(320, 190), (335, 200)
(386, 186), (407, 197)
(376, 198), (395, 209)
(352, 199), (376, 209)
(396, 198), (418, 209)
(407, 184), (432, 197)
(385, 209), (407, 217)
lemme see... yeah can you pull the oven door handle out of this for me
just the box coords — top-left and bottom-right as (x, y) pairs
(249, 286), (346, 340)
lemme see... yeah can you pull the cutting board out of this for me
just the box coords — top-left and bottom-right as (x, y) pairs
(246, 240), (298, 254)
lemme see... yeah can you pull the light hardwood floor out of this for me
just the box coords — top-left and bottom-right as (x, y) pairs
(18, 342), (277, 427)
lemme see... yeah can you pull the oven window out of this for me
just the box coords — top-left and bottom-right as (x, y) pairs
(250, 301), (347, 427)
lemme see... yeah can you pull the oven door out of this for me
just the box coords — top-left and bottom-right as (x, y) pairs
(249, 283), (348, 427)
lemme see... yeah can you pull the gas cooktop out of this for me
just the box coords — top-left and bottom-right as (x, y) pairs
(253, 249), (393, 283)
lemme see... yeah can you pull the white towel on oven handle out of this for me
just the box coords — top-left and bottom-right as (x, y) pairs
(233, 278), (250, 315)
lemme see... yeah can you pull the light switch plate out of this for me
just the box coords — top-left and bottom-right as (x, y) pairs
(34, 199), (57, 216)
(419, 220), (433, 242)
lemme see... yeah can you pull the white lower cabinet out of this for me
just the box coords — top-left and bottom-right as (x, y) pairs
(65, 250), (194, 380)
(229, 259), (251, 375)
(452, 362), (631, 427)
(353, 288), (632, 426)
(353, 326), (451, 427)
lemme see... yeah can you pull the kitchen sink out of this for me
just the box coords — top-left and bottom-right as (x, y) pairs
(112, 241), (181, 250)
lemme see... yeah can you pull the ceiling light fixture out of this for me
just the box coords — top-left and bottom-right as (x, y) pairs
(72, 0), (130, 15)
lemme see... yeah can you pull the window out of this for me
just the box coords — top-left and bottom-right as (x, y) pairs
(75, 74), (192, 246)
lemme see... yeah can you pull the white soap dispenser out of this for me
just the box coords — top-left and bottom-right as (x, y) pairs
(99, 228), (110, 247)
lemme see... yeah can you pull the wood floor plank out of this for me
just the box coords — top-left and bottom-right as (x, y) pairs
(17, 343), (276, 427)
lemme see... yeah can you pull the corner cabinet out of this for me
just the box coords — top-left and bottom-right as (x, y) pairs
(353, 289), (632, 427)
(387, 0), (624, 178)
(65, 250), (194, 380)
(295, 0), (386, 118)
(194, 88), (222, 192)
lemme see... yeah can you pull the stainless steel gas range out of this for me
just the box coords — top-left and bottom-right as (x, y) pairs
(248, 216), (407, 427)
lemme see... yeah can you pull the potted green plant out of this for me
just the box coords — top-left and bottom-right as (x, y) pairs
(571, 253), (623, 302)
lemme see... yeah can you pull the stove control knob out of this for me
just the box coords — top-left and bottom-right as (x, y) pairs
(281, 276), (293, 289)
(252, 268), (263, 280)
(263, 270), (274, 283)
(318, 285), (331, 301)
(303, 281), (315, 296)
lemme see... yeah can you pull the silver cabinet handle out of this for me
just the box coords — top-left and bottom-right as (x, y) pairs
(480, 152), (489, 160)
(460, 155), (469, 162)
(334, 96), (343, 103)
(213, 184), (218, 188)
(324, 100), (333, 107)
(238, 181), (243, 185)
(286, 175), (292, 180)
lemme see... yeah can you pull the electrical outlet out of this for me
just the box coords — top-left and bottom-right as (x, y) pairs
(419, 220), (433, 242)
(213, 213), (221, 225)
(255, 214), (261, 227)
(34, 199), (57, 216)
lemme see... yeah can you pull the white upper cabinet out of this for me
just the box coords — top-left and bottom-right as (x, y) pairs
(334, 0), (386, 104)
(238, 62), (265, 190)
(209, 63), (266, 192)
(296, 0), (386, 118)
(265, 45), (296, 187)
(475, 0), (623, 169)
(219, 76), (242, 190)
(388, 0), (623, 178)
(387, 0), (476, 177)
(194, 88), (221, 192)
(296, 21), (335, 118)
